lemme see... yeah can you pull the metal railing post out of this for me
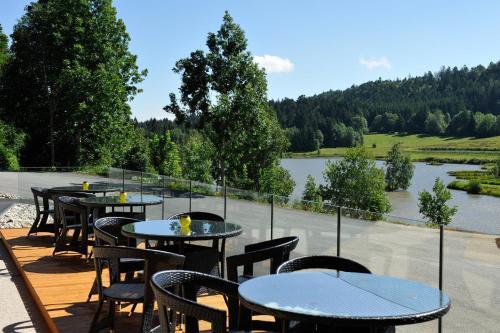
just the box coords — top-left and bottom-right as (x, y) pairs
(223, 185), (227, 220)
(122, 168), (125, 192)
(337, 206), (341, 257)
(438, 224), (444, 333)
(271, 195), (274, 240)
(189, 180), (192, 213)
(140, 172), (143, 196)
(161, 176), (165, 219)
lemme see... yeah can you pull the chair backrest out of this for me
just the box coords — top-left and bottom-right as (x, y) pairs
(31, 187), (51, 214)
(92, 246), (185, 316)
(151, 270), (239, 333)
(226, 236), (299, 283)
(277, 255), (371, 274)
(57, 195), (91, 226)
(52, 192), (95, 225)
(94, 216), (141, 246)
(167, 211), (224, 222)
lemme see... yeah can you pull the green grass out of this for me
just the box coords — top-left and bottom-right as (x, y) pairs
(288, 133), (500, 164)
(446, 169), (500, 198)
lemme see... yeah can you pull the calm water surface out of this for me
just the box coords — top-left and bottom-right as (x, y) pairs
(281, 158), (500, 235)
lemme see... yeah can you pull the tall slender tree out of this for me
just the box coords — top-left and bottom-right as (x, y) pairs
(2, 0), (146, 166)
(165, 11), (288, 189)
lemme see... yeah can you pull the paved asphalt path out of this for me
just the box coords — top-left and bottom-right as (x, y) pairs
(0, 171), (499, 332)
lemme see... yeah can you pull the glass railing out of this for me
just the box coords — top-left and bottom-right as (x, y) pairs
(3, 166), (498, 333)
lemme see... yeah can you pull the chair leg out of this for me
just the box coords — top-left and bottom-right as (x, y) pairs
(87, 277), (98, 302)
(28, 213), (41, 236)
(89, 299), (104, 333)
(108, 301), (115, 333)
(128, 303), (137, 317)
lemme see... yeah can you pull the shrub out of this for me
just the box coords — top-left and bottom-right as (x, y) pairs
(0, 145), (20, 171)
(467, 179), (482, 194)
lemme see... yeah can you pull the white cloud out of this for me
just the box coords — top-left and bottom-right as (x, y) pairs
(359, 56), (392, 70)
(254, 55), (294, 73)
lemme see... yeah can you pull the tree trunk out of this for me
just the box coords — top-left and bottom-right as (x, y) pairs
(49, 99), (55, 167)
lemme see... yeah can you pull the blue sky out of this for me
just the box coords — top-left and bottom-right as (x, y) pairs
(2, 1), (500, 121)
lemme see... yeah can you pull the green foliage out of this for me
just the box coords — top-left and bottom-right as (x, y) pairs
(385, 143), (415, 191)
(165, 11), (288, 191)
(0, 120), (25, 170)
(494, 158), (500, 178)
(2, 0), (146, 167)
(271, 62), (500, 144)
(301, 174), (323, 211)
(121, 128), (150, 172)
(302, 175), (322, 202)
(181, 132), (214, 183)
(418, 178), (457, 225)
(467, 179), (482, 194)
(320, 146), (391, 215)
(150, 130), (181, 177)
(0, 24), (9, 70)
(258, 163), (295, 200)
(424, 110), (448, 135)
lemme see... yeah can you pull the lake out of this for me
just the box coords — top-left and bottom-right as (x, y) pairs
(281, 158), (500, 235)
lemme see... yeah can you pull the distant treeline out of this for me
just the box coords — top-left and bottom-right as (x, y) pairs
(271, 61), (500, 152)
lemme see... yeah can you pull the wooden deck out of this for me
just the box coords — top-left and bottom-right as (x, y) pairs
(0, 228), (242, 333)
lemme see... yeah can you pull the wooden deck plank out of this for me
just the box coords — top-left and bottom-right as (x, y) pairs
(0, 228), (240, 333)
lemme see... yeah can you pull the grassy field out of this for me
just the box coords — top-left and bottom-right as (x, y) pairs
(289, 133), (500, 164)
(447, 170), (500, 197)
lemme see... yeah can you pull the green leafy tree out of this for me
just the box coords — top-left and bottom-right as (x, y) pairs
(258, 163), (295, 201)
(121, 128), (150, 172)
(424, 110), (447, 135)
(164, 11), (288, 189)
(418, 178), (457, 226)
(181, 132), (214, 183)
(320, 146), (391, 215)
(302, 175), (322, 202)
(2, 0), (146, 167)
(385, 143), (415, 191)
(0, 120), (25, 170)
(150, 130), (182, 177)
(0, 24), (9, 70)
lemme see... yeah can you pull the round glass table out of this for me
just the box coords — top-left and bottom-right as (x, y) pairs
(121, 219), (243, 241)
(79, 194), (162, 220)
(49, 184), (121, 195)
(238, 271), (450, 329)
(79, 194), (162, 208)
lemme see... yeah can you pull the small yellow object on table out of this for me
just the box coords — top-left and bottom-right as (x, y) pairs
(119, 191), (127, 203)
(82, 181), (89, 190)
(180, 215), (192, 236)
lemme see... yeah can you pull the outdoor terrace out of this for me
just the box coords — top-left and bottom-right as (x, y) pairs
(0, 168), (498, 332)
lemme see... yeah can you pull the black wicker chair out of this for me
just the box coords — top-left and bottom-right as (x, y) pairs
(167, 212), (226, 277)
(277, 256), (394, 333)
(90, 246), (185, 333)
(53, 195), (94, 257)
(226, 236), (299, 332)
(150, 270), (240, 333)
(28, 187), (55, 237)
(51, 191), (95, 243)
(86, 217), (145, 302)
(277, 255), (371, 274)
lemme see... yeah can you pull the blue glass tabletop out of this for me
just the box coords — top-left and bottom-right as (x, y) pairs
(238, 271), (450, 325)
(121, 219), (243, 241)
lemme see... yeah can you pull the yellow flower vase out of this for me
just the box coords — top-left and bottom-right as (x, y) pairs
(82, 181), (89, 190)
(119, 191), (127, 203)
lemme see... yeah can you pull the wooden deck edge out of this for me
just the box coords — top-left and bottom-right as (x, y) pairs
(0, 229), (59, 333)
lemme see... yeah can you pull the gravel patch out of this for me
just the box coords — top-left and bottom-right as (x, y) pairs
(0, 204), (43, 228)
(0, 193), (20, 199)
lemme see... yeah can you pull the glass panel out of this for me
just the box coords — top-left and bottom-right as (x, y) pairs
(190, 180), (224, 218)
(225, 186), (272, 276)
(160, 176), (190, 219)
(274, 196), (339, 258)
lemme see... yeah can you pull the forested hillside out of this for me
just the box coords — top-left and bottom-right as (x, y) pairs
(272, 62), (500, 151)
